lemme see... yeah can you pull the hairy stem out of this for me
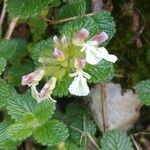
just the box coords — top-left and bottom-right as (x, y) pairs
(5, 17), (18, 39)
(0, 0), (7, 27)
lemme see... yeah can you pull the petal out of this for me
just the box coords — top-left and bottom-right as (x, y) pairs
(98, 47), (117, 63)
(94, 32), (108, 44)
(69, 76), (90, 96)
(74, 58), (86, 69)
(72, 28), (89, 46)
(85, 47), (103, 65)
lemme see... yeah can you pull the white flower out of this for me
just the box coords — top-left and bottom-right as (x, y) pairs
(68, 58), (91, 96)
(21, 69), (45, 87)
(72, 29), (117, 65)
(69, 70), (91, 96)
(31, 77), (57, 103)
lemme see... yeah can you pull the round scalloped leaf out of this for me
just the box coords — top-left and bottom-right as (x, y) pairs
(31, 38), (53, 66)
(93, 11), (116, 44)
(33, 119), (69, 145)
(85, 60), (114, 84)
(7, 123), (32, 141)
(55, 0), (86, 19)
(134, 80), (150, 105)
(100, 130), (133, 150)
(0, 57), (6, 75)
(0, 79), (11, 109)
(60, 17), (99, 41)
(7, 91), (55, 124)
(7, 0), (49, 18)
(53, 75), (72, 97)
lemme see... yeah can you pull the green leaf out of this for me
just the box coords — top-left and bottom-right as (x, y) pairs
(7, 91), (55, 125)
(134, 80), (150, 105)
(0, 79), (11, 109)
(55, 0), (86, 19)
(53, 75), (72, 97)
(7, 0), (49, 18)
(100, 130), (133, 150)
(31, 38), (53, 67)
(7, 91), (36, 120)
(0, 122), (19, 150)
(33, 119), (69, 145)
(7, 123), (32, 141)
(29, 18), (48, 42)
(0, 39), (18, 60)
(93, 11), (116, 44)
(0, 57), (7, 75)
(85, 60), (114, 84)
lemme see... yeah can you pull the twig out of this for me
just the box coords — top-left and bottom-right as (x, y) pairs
(4, 17), (18, 39)
(100, 84), (109, 133)
(0, 0), (7, 27)
(134, 131), (150, 137)
(131, 135), (142, 150)
(44, 13), (95, 25)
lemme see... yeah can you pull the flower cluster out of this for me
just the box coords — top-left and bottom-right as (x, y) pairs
(21, 28), (117, 103)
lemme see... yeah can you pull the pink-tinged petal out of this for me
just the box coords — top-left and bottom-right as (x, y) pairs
(74, 58), (86, 69)
(21, 74), (32, 86)
(72, 28), (89, 46)
(39, 77), (56, 98)
(53, 48), (65, 61)
(94, 32), (108, 44)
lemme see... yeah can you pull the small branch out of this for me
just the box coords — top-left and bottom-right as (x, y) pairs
(4, 17), (18, 39)
(0, 0), (7, 27)
(134, 131), (150, 137)
(131, 135), (142, 150)
(44, 13), (95, 25)
(100, 84), (109, 133)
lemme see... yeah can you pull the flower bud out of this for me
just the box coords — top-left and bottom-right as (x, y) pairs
(94, 32), (108, 44)
(21, 69), (45, 86)
(39, 77), (56, 98)
(61, 36), (68, 45)
(53, 48), (65, 61)
(74, 58), (86, 70)
(72, 28), (89, 46)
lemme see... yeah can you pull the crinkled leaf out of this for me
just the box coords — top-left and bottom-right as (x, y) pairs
(53, 75), (72, 97)
(100, 130), (133, 150)
(86, 60), (114, 84)
(7, 123), (32, 141)
(0, 79), (11, 109)
(0, 122), (19, 150)
(134, 80), (150, 105)
(31, 38), (53, 67)
(33, 119), (69, 145)
(0, 39), (18, 60)
(7, 0), (49, 18)
(55, 0), (86, 19)
(0, 57), (6, 75)
(7, 91), (55, 125)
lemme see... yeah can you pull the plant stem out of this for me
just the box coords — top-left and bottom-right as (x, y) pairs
(4, 17), (18, 39)
(100, 84), (109, 133)
(0, 0), (7, 28)
(44, 13), (95, 25)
